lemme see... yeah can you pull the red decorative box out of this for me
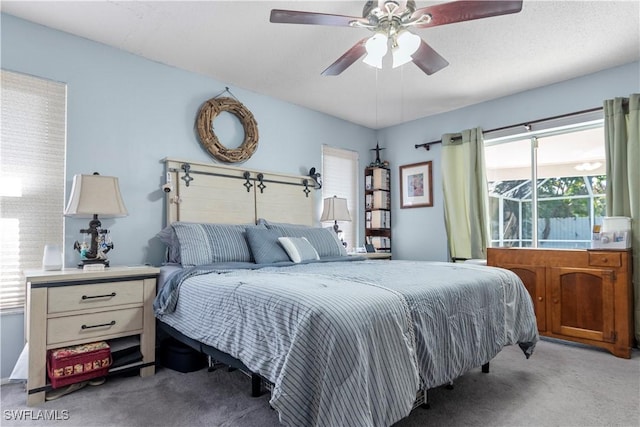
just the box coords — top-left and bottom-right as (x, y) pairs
(47, 341), (112, 389)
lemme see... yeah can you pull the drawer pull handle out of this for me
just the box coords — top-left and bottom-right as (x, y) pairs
(81, 320), (116, 330)
(82, 292), (116, 300)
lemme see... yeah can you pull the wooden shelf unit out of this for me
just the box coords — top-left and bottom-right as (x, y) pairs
(364, 166), (391, 253)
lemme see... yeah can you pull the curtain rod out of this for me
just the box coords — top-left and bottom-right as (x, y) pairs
(414, 106), (603, 151)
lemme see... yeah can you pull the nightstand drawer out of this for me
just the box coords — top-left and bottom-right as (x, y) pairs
(47, 308), (143, 345)
(48, 281), (143, 314)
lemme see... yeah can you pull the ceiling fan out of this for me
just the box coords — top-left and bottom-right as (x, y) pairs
(270, 0), (523, 76)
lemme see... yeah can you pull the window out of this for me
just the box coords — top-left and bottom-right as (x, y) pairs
(485, 111), (606, 249)
(322, 145), (359, 249)
(1, 70), (66, 311)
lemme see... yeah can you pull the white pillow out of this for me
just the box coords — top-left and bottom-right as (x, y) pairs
(278, 237), (320, 263)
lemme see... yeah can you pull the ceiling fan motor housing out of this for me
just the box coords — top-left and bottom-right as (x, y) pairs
(363, 0), (416, 18)
(363, 1), (419, 36)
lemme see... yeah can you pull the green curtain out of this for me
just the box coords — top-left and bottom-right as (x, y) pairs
(441, 127), (490, 260)
(604, 93), (640, 344)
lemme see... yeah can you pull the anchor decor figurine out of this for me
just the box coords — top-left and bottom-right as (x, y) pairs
(64, 172), (128, 268)
(73, 229), (114, 268)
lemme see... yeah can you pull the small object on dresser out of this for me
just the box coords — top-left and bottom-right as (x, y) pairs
(47, 341), (111, 389)
(590, 217), (632, 249)
(42, 244), (63, 271)
(83, 263), (105, 272)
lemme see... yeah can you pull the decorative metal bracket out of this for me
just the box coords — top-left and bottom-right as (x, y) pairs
(302, 179), (311, 197)
(308, 167), (322, 189)
(256, 173), (266, 193)
(243, 171), (253, 192)
(181, 163), (194, 187)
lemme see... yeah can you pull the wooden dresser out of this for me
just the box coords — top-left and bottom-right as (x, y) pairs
(487, 248), (633, 358)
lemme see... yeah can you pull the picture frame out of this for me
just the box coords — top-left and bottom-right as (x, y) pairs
(399, 161), (433, 209)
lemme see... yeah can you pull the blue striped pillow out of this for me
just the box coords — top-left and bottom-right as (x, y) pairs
(172, 222), (263, 266)
(245, 228), (290, 264)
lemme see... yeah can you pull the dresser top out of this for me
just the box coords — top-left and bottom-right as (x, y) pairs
(24, 266), (159, 283)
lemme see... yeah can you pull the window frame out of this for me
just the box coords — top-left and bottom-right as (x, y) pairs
(1, 69), (67, 312)
(321, 145), (359, 250)
(484, 112), (605, 249)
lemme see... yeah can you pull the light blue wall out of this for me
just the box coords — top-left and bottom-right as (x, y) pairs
(379, 61), (640, 262)
(2, 12), (639, 379)
(1, 13), (376, 379)
(1, 13), (376, 270)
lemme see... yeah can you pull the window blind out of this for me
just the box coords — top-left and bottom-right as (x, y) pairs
(1, 70), (66, 311)
(321, 145), (359, 249)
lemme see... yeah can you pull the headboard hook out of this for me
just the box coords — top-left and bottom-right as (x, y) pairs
(181, 163), (194, 187)
(242, 171), (253, 192)
(302, 179), (311, 197)
(256, 173), (266, 193)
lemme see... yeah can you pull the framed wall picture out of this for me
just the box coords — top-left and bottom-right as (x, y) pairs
(399, 161), (433, 208)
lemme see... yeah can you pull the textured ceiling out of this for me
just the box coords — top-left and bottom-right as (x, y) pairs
(3, 1), (639, 129)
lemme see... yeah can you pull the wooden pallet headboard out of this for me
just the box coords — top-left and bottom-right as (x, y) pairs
(164, 158), (316, 226)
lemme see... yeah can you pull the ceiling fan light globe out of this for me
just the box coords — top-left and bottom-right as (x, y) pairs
(363, 53), (383, 69)
(365, 33), (388, 58)
(392, 50), (412, 68)
(396, 30), (421, 56)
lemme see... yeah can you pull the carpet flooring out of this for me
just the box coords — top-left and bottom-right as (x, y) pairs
(2, 338), (639, 427)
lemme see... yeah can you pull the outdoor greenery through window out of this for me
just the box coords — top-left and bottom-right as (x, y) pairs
(485, 116), (606, 249)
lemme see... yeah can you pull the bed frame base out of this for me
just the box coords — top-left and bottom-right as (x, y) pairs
(420, 361), (491, 410)
(158, 322), (493, 411)
(159, 322), (270, 397)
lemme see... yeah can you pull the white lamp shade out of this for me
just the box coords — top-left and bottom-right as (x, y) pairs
(364, 33), (388, 64)
(393, 30), (421, 68)
(64, 174), (128, 218)
(392, 50), (412, 68)
(397, 31), (421, 55)
(363, 53), (384, 69)
(320, 196), (351, 222)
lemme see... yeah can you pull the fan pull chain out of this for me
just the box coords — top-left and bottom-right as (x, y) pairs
(375, 69), (379, 129)
(400, 65), (404, 124)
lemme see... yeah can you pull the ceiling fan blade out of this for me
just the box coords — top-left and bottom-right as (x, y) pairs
(411, 0), (523, 28)
(321, 38), (368, 76)
(270, 9), (367, 27)
(411, 39), (450, 75)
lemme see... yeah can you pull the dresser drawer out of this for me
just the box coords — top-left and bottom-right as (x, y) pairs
(47, 308), (143, 346)
(48, 281), (143, 314)
(588, 252), (622, 268)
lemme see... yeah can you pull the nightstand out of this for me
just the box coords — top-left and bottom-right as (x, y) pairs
(24, 266), (159, 405)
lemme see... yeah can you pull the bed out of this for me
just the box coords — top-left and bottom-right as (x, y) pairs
(154, 158), (539, 427)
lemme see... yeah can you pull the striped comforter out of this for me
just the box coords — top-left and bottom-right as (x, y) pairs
(155, 260), (538, 427)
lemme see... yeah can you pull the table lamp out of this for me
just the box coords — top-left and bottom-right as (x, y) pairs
(64, 173), (128, 268)
(320, 195), (351, 234)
